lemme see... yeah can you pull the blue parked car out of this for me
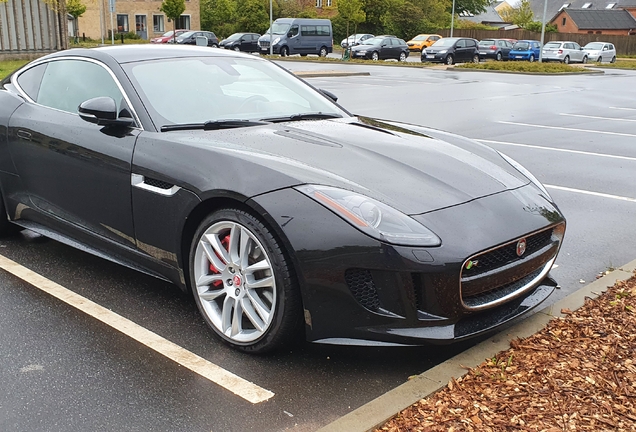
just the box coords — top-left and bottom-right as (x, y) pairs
(509, 40), (541, 62)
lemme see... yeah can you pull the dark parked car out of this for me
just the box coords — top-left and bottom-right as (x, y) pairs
(174, 31), (219, 48)
(219, 33), (260, 52)
(0, 46), (565, 353)
(422, 37), (479, 65)
(150, 29), (188, 44)
(478, 38), (514, 61)
(509, 40), (541, 62)
(350, 36), (409, 61)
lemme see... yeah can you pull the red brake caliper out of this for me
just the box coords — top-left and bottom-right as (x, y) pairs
(209, 233), (231, 288)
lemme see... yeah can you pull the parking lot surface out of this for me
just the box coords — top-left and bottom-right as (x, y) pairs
(1, 63), (635, 431)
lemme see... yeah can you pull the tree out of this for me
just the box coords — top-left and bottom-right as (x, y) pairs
(160, 0), (186, 43)
(338, 0), (365, 42)
(500, 0), (534, 27)
(201, 0), (237, 37)
(382, 0), (423, 39)
(66, 0), (87, 42)
(236, 0), (270, 33)
(453, 0), (489, 16)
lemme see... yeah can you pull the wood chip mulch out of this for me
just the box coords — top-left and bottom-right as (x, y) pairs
(377, 274), (636, 432)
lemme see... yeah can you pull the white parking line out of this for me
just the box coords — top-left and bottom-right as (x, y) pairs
(498, 121), (636, 138)
(560, 113), (636, 122)
(476, 139), (636, 162)
(0, 255), (274, 404)
(609, 107), (636, 111)
(545, 185), (636, 203)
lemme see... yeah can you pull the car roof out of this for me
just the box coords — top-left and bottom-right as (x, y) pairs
(42, 45), (251, 65)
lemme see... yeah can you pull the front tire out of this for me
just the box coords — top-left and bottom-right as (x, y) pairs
(597, 56), (602, 63)
(582, 56), (588, 64)
(280, 46), (289, 57)
(234, 46), (241, 52)
(0, 193), (20, 236)
(611, 56), (616, 63)
(371, 51), (379, 61)
(445, 54), (454, 65)
(189, 209), (302, 353)
(529, 54), (535, 62)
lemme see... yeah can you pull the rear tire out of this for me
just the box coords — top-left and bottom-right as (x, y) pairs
(319, 46), (328, 57)
(399, 52), (406, 62)
(472, 54), (480, 63)
(0, 193), (21, 237)
(189, 209), (302, 354)
(496, 52), (502, 61)
(563, 55), (570, 64)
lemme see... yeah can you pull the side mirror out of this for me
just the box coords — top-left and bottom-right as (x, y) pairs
(79, 97), (133, 128)
(319, 88), (338, 103)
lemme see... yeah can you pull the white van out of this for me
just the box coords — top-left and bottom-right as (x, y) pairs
(258, 18), (333, 57)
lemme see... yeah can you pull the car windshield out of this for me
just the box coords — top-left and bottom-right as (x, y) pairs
(162, 31), (175, 37)
(479, 40), (495, 46)
(265, 23), (291, 35)
(413, 35), (427, 41)
(584, 42), (604, 50)
(225, 33), (242, 41)
(177, 31), (195, 40)
(513, 41), (530, 49)
(361, 37), (383, 46)
(123, 56), (349, 127)
(431, 39), (456, 47)
(544, 42), (561, 49)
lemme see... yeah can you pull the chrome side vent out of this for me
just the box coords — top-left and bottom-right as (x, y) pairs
(131, 174), (180, 196)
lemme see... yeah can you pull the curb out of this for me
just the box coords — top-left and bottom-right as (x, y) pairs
(315, 258), (636, 432)
(450, 66), (604, 75)
(293, 71), (371, 78)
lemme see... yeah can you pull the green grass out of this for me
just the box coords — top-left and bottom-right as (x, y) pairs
(455, 61), (593, 73)
(0, 60), (29, 80)
(591, 60), (636, 70)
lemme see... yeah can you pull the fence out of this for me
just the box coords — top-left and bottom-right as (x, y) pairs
(437, 29), (636, 55)
(0, 0), (68, 59)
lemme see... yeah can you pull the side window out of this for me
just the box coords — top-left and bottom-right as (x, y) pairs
(37, 60), (125, 115)
(289, 25), (299, 37)
(610, 44), (615, 50)
(16, 63), (48, 101)
(456, 39), (466, 48)
(467, 40), (476, 48)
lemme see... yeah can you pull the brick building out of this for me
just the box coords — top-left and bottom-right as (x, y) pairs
(551, 8), (636, 34)
(77, 0), (200, 41)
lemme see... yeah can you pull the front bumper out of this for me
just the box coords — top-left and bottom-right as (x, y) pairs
(421, 53), (446, 62)
(350, 50), (373, 59)
(252, 184), (565, 346)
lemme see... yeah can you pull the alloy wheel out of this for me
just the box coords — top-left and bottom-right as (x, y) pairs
(372, 51), (379, 61)
(193, 221), (276, 343)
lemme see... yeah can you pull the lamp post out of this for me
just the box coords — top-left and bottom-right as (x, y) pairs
(539, 0), (548, 62)
(269, 0), (273, 55)
(450, 0), (456, 37)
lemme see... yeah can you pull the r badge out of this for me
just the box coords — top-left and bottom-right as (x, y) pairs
(516, 238), (527, 257)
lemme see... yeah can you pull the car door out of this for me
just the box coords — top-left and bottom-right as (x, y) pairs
(288, 24), (301, 54)
(7, 58), (139, 247)
(572, 42), (583, 61)
(249, 34), (258, 51)
(455, 39), (467, 62)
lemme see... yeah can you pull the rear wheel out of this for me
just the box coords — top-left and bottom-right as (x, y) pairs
(189, 209), (302, 353)
(445, 54), (454, 65)
(212, 44), (219, 48)
(371, 51), (379, 61)
(280, 46), (289, 57)
(563, 55), (570, 64)
(0, 192), (21, 236)
(472, 54), (480, 63)
(319, 46), (328, 57)
(529, 54), (535, 62)
(496, 52), (502, 61)
(399, 52), (406, 62)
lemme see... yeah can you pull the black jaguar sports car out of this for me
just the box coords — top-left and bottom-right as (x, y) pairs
(0, 45), (565, 353)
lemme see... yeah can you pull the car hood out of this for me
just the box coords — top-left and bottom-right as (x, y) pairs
(351, 45), (376, 51)
(170, 117), (529, 215)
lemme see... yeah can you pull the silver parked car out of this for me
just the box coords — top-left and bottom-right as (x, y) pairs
(341, 33), (374, 49)
(583, 42), (617, 63)
(542, 41), (588, 64)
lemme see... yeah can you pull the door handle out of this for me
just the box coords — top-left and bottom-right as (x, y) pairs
(17, 130), (32, 141)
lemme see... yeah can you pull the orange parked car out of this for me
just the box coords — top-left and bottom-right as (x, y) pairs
(406, 34), (442, 51)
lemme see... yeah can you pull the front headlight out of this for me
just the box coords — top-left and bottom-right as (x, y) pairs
(438, 49), (447, 54)
(272, 37), (281, 45)
(295, 185), (441, 247)
(498, 152), (552, 200)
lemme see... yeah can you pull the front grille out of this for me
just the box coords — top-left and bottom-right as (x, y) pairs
(259, 41), (270, 48)
(459, 224), (564, 310)
(463, 228), (553, 277)
(345, 269), (381, 312)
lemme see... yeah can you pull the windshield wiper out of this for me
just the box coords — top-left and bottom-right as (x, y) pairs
(160, 119), (270, 132)
(259, 113), (343, 123)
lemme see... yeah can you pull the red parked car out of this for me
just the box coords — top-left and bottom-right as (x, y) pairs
(151, 30), (188, 44)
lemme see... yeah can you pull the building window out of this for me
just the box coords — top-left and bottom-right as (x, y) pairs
(116, 14), (129, 33)
(562, 17), (566, 25)
(177, 15), (191, 30)
(606, 3), (616, 8)
(326, 0), (332, 5)
(135, 15), (147, 32)
(596, 31), (602, 34)
(316, 0), (322, 7)
(582, 2), (592, 7)
(559, 3), (570, 10)
(153, 15), (164, 32)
